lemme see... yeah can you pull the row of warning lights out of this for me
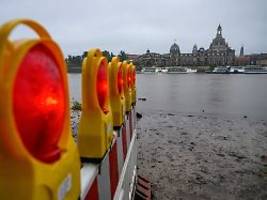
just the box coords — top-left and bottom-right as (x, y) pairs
(0, 19), (136, 199)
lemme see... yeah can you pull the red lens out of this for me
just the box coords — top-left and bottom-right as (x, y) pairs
(13, 44), (66, 163)
(97, 60), (108, 113)
(127, 68), (132, 88)
(117, 65), (123, 94)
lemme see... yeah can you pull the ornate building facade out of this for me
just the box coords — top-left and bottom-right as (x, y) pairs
(134, 25), (235, 67)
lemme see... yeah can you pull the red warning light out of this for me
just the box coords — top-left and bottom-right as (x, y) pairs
(97, 60), (109, 114)
(13, 44), (66, 163)
(117, 64), (123, 94)
(127, 68), (132, 88)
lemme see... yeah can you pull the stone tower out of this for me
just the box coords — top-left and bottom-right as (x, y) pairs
(240, 46), (244, 57)
(217, 24), (222, 37)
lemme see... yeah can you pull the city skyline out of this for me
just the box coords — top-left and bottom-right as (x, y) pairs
(134, 24), (236, 68)
(136, 24), (237, 55)
(0, 0), (266, 55)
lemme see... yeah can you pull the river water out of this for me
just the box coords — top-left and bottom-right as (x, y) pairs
(69, 73), (267, 120)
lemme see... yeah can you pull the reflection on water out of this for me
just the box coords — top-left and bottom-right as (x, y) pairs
(68, 74), (81, 101)
(68, 73), (267, 120)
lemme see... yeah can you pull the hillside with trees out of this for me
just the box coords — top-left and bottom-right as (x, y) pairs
(66, 50), (128, 73)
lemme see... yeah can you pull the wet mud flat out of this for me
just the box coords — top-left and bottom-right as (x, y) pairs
(137, 112), (267, 200)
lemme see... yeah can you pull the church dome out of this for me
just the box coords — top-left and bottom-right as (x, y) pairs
(170, 43), (180, 55)
(192, 44), (198, 54)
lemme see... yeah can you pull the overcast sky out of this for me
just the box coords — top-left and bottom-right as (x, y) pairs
(0, 0), (266, 56)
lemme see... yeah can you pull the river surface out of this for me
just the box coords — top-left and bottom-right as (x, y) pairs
(69, 73), (267, 120)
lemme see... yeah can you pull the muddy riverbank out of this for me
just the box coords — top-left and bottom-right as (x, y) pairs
(137, 112), (267, 200)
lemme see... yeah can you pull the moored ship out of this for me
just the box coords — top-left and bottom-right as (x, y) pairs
(167, 67), (197, 74)
(206, 66), (230, 74)
(142, 67), (160, 74)
(243, 66), (267, 74)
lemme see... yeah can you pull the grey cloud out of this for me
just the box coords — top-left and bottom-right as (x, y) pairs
(0, 0), (266, 56)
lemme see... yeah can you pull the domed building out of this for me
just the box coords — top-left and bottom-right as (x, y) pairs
(169, 42), (180, 65)
(192, 44), (198, 55)
(170, 43), (180, 55)
(207, 24), (235, 65)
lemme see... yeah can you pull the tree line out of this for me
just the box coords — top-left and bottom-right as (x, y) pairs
(65, 50), (128, 67)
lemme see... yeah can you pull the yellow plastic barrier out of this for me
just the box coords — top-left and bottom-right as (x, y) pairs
(122, 61), (132, 112)
(78, 48), (113, 159)
(129, 62), (136, 105)
(0, 19), (80, 200)
(108, 56), (126, 128)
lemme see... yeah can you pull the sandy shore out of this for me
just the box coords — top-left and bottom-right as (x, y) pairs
(137, 112), (267, 200)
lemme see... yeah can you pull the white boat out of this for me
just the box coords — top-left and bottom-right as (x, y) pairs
(160, 68), (168, 73)
(243, 66), (267, 74)
(167, 67), (197, 74)
(229, 66), (245, 74)
(142, 67), (160, 74)
(187, 68), (197, 73)
(207, 66), (229, 74)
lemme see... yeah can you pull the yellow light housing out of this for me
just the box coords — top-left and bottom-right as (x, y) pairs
(122, 61), (132, 112)
(129, 62), (136, 105)
(0, 19), (80, 200)
(108, 56), (126, 128)
(78, 48), (113, 159)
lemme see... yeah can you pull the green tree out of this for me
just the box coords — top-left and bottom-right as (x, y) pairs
(102, 50), (112, 62)
(118, 50), (128, 61)
(82, 51), (87, 59)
